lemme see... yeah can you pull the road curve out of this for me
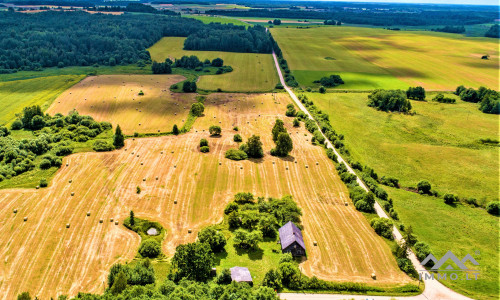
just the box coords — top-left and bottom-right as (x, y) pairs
(271, 51), (473, 300)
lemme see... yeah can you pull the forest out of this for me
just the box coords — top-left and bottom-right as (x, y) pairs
(0, 11), (272, 72)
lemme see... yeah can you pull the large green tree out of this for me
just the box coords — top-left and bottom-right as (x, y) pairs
(170, 242), (214, 282)
(272, 119), (286, 142)
(113, 125), (124, 148)
(272, 132), (293, 157)
(198, 226), (226, 253)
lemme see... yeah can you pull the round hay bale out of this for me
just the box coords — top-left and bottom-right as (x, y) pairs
(66, 224), (70, 228)
(137, 155), (139, 157)
(36, 186), (40, 189)
(219, 162), (221, 165)
(69, 179), (72, 183)
(156, 176), (159, 180)
(272, 161), (275, 164)
(344, 202), (348, 206)
(286, 167), (289, 170)
(71, 192), (74, 196)
(24, 217), (28, 222)
(174, 200), (177, 204)
(171, 151), (174, 153)
(294, 161), (297, 164)
(141, 162), (144, 165)
(87, 212), (91, 216)
(160, 151), (163, 154)
(174, 165), (177, 168)
(66, 163), (69, 167)
(219, 121), (221, 124)
(143, 178), (146, 181)
(313, 241), (317, 246)
(158, 130), (160, 133)
(139, 123), (141, 126)
(305, 165), (309, 168)
(99, 219), (103, 223)
(316, 162), (319, 165)
(13, 209), (17, 214)
(371, 273), (376, 280)
(115, 221), (119, 225)
(240, 166), (243, 170)
(132, 152), (135, 154)
(188, 229), (192, 233)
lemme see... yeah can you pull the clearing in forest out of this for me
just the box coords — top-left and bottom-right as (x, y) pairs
(46, 75), (196, 135)
(271, 26), (499, 90)
(148, 37), (279, 92)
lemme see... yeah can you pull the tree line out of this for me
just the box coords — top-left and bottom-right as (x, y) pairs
(87, 3), (180, 15)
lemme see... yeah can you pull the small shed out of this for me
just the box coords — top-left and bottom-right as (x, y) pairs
(230, 267), (253, 285)
(278, 221), (306, 257)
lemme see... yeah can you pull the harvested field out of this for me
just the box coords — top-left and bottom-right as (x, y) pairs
(0, 93), (411, 299)
(46, 75), (196, 135)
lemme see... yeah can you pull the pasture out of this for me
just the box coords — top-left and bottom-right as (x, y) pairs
(309, 92), (499, 203)
(0, 93), (411, 299)
(46, 75), (196, 135)
(0, 75), (84, 126)
(389, 187), (499, 300)
(271, 26), (499, 90)
(148, 37), (278, 92)
(185, 15), (249, 26)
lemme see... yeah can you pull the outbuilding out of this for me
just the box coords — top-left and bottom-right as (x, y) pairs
(230, 267), (253, 285)
(278, 221), (306, 257)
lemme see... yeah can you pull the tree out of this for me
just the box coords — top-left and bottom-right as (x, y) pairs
(113, 125), (124, 148)
(170, 242), (214, 282)
(17, 292), (31, 300)
(404, 225), (417, 246)
(110, 271), (127, 295)
(370, 217), (393, 239)
(211, 58), (224, 67)
(262, 269), (282, 291)
(200, 138), (208, 147)
(415, 241), (432, 263)
(273, 19), (281, 25)
(406, 86), (426, 101)
(228, 211), (241, 228)
(443, 193), (458, 205)
(460, 88), (480, 103)
(190, 102), (205, 117)
(293, 118), (300, 127)
(130, 210), (135, 226)
(139, 239), (161, 258)
(272, 132), (293, 157)
(233, 229), (263, 250)
(198, 226), (226, 253)
(272, 119), (286, 143)
(417, 180), (432, 194)
(486, 201), (500, 215)
(209, 125), (221, 136)
(319, 86), (326, 93)
(182, 81), (197, 93)
(11, 119), (23, 130)
(317, 75), (344, 87)
(455, 85), (466, 96)
(233, 134), (242, 142)
(485, 24), (499, 38)
(368, 89), (412, 112)
(244, 135), (264, 158)
(172, 124), (179, 135)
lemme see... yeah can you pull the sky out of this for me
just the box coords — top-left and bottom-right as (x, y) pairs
(316, 0), (499, 5)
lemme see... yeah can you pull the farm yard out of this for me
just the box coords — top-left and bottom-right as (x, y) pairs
(271, 26), (499, 90)
(0, 93), (412, 299)
(46, 75), (196, 135)
(148, 37), (279, 92)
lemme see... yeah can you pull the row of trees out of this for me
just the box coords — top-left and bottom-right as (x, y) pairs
(315, 75), (344, 88)
(431, 26), (465, 34)
(367, 89), (413, 113)
(455, 85), (499, 114)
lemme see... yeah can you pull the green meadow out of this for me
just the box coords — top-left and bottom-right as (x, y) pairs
(309, 92), (499, 203)
(271, 26), (499, 90)
(185, 15), (249, 26)
(148, 37), (279, 92)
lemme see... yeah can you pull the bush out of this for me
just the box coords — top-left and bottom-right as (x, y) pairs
(225, 149), (248, 161)
(11, 119), (23, 130)
(293, 118), (300, 127)
(380, 176), (399, 188)
(368, 89), (412, 112)
(39, 178), (48, 187)
(319, 86), (326, 93)
(443, 193), (458, 205)
(415, 242), (433, 263)
(486, 201), (500, 215)
(275, 83), (284, 89)
(224, 202), (239, 214)
(433, 93), (456, 103)
(93, 140), (114, 152)
(138, 239), (161, 258)
(190, 103), (205, 117)
(209, 125), (221, 136)
(233, 229), (263, 250)
(182, 81), (197, 93)
(199, 146), (209, 153)
(198, 226), (226, 253)
(233, 126), (239, 131)
(215, 268), (232, 284)
(417, 180), (432, 194)
(370, 217), (393, 239)
(233, 134), (242, 142)
(199, 138), (208, 147)
(39, 159), (52, 169)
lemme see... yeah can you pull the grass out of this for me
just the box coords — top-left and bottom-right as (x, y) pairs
(0, 75), (85, 126)
(271, 26), (499, 90)
(147, 37), (279, 92)
(294, 70), (408, 90)
(310, 92), (499, 203)
(388, 187), (498, 300)
(185, 15), (249, 27)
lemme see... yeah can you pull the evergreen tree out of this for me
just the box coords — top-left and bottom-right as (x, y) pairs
(130, 210), (135, 226)
(172, 124), (179, 135)
(111, 271), (128, 295)
(113, 125), (124, 148)
(272, 119), (286, 143)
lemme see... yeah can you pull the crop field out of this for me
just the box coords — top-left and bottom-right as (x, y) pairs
(271, 26), (499, 90)
(148, 37), (278, 92)
(389, 188), (499, 300)
(310, 92), (499, 203)
(46, 75), (196, 135)
(0, 75), (84, 126)
(0, 93), (411, 299)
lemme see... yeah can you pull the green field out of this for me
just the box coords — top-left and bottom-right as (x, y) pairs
(389, 187), (498, 300)
(148, 37), (278, 92)
(0, 75), (85, 126)
(309, 92), (499, 204)
(271, 26), (499, 90)
(185, 15), (249, 26)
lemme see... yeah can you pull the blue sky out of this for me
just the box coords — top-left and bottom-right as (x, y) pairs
(317, 0), (499, 5)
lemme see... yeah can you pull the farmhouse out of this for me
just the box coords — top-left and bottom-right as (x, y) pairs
(230, 266), (253, 285)
(279, 221), (306, 257)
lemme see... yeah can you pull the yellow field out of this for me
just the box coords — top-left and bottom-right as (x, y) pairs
(271, 26), (499, 90)
(148, 37), (279, 92)
(46, 75), (196, 135)
(0, 93), (411, 299)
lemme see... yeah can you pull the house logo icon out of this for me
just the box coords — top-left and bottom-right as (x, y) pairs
(421, 250), (479, 271)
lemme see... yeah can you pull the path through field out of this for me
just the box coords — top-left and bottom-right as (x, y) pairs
(0, 93), (410, 299)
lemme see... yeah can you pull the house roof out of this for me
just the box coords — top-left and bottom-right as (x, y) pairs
(230, 266), (253, 282)
(278, 221), (305, 251)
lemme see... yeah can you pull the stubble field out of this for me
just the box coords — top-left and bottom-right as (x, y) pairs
(0, 92), (411, 299)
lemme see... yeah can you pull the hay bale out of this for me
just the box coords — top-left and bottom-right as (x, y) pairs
(137, 155), (139, 157)
(141, 162), (144, 165)
(240, 166), (243, 170)
(305, 165), (309, 168)
(156, 176), (159, 180)
(316, 162), (319, 165)
(71, 192), (74, 196)
(158, 130), (160, 133)
(174, 165), (177, 168)
(115, 221), (119, 225)
(286, 167), (289, 170)
(143, 178), (146, 181)
(371, 273), (376, 280)
(87, 212), (91, 216)
(160, 151), (163, 154)
(125, 148), (127, 151)
(99, 219), (103, 223)
(344, 202), (348, 206)
(174, 200), (177, 204)
(69, 179), (72, 183)
(36, 186), (40, 189)
(313, 241), (317, 246)
(13, 209), (17, 214)
(171, 151), (174, 153)
(66, 224), (70, 228)
(24, 217), (28, 222)
(272, 161), (275, 164)
(110, 218), (114, 222)
(219, 162), (221, 165)
(66, 163), (69, 167)
(188, 229), (192, 233)
(294, 161), (297, 164)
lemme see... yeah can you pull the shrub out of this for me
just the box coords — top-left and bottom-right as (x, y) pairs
(380, 176), (399, 188)
(417, 180), (432, 194)
(190, 103), (205, 117)
(199, 138), (208, 147)
(93, 140), (114, 152)
(209, 125), (221, 136)
(225, 149), (248, 161)
(11, 119), (23, 130)
(486, 201), (500, 215)
(316, 74), (344, 87)
(200, 146), (210, 153)
(136, 186), (141, 194)
(39, 159), (52, 169)
(39, 178), (48, 187)
(233, 126), (239, 131)
(235, 192), (254, 204)
(275, 83), (284, 89)
(443, 193), (458, 205)
(293, 118), (300, 127)
(224, 202), (239, 214)
(406, 86), (426, 101)
(54, 146), (74, 156)
(262, 269), (282, 291)
(433, 93), (456, 104)
(233, 229), (263, 250)
(319, 86), (326, 93)
(233, 134), (242, 142)
(211, 58), (224, 67)
(138, 239), (161, 258)
(182, 81), (197, 93)
(415, 242), (432, 263)
(368, 89), (412, 112)
(198, 226), (226, 252)
(370, 217), (393, 239)
(215, 268), (232, 284)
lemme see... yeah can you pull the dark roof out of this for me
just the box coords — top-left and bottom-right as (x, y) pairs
(230, 267), (252, 282)
(278, 221), (305, 250)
